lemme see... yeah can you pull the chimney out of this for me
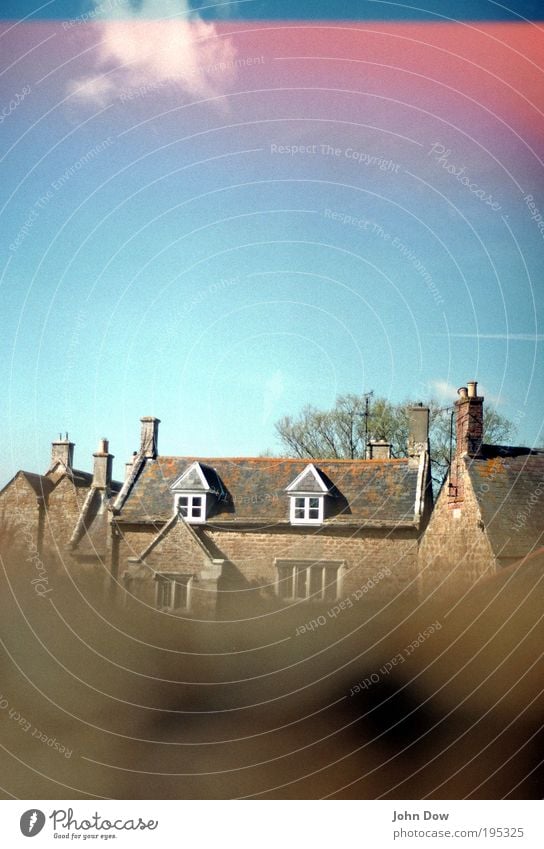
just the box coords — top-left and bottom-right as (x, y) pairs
(92, 438), (113, 489)
(368, 441), (392, 459)
(125, 451), (137, 481)
(51, 433), (74, 469)
(455, 381), (483, 458)
(407, 404), (430, 458)
(140, 416), (160, 459)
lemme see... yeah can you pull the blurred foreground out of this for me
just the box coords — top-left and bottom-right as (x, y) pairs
(0, 543), (542, 799)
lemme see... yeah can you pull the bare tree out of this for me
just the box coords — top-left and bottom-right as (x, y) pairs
(274, 394), (516, 486)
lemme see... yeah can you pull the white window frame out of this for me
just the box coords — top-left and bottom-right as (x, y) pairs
(275, 560), (343, 602)
(155, 573), (193, 612)
(289, 494), (324, 525)
(175, 492), (207, 524)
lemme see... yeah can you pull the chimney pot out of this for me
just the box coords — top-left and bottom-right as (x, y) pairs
(455, 380), (484, 458)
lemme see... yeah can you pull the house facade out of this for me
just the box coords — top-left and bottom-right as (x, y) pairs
(0, 408), (433, 618)
(418, 381), (544, 597)
(111, 407), (433, 618)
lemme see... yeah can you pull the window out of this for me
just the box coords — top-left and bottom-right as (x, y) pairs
(276, 561), (342, 601)
(176, 493), (206, 523)
(155, 574), (192, 611)
(290, 495), (324, 524)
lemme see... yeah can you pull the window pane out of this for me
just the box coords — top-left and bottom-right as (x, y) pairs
(157, 580), (170, 608)
(295, 565), (307, 598)
(277, 565), (293, 599)
(179, 505), (188, 517)
(309, 508), (319, 519)
(309, 498), (319, 509)
(179, 497), (188, 506)
(192, 506), (202, 517)
(193, 496), (202, 506)
(295, 497), (305, 508)
(172, 580), (188, 609)
(309, 566), (323, 598)
(324, 567), (339, 601)
(294, 507), (305, 519)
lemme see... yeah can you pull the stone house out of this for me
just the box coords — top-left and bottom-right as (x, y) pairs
(0, 407), (434, 618)
(0, 436), (121, 573)
(109, 408), (433, 618)
(418, 381), (544, 597)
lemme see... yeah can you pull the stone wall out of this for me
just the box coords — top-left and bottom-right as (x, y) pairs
(116, 519), (421, 617)
(42, 477), (89, 557)
(0, 474), (42, 554)
(418, 462), (497, 598)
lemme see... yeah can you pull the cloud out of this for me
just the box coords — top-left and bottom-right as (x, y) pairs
(428, 379), (458, 402)
(428, 378), (504, 407)
(67, 0), (237, 108)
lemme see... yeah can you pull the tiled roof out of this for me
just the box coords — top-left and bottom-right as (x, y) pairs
(117, 456), (422, 527)
(467, 447), (544, 561)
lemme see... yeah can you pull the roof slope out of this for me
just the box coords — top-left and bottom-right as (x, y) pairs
(467, 447), (544, 561)
(117, 456), (422, 527)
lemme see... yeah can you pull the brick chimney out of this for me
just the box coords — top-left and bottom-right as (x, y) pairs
(92, 438), (113, 489)
(140, 416), (160, 459)
(455, 381), (483, 458)
(51, 433), (74, 469)
(368, 441), (392, 459)
(407, 404), (430, 459)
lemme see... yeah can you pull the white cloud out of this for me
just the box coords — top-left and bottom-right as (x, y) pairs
(428, 379), (458, 402)
(428, 378), (504, 407)
(68, 0), (237, 108)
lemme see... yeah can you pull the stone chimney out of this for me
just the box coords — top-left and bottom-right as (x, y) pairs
(455, 381), (483, 458)
(125, 451), (138, 481)
(51, 433), (74, 469)
(407, 404), (430, 458)
(140, 416), (160, 459)
(92, 438), (113, 489)
(368, 441), (392, 459)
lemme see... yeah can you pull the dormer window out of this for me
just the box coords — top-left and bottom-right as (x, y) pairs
(291, 496), (323, 524)
(286, 463), (332, 525)
(170, 462), (225, 525)
(175, 493), (206, 523)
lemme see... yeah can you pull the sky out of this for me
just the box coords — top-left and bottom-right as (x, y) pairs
(1, 0), (543, 485)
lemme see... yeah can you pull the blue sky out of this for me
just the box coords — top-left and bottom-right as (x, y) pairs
(1, 1), (543, 484)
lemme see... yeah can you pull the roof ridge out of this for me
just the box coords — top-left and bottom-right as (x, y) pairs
(154, 455), (409, 464)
